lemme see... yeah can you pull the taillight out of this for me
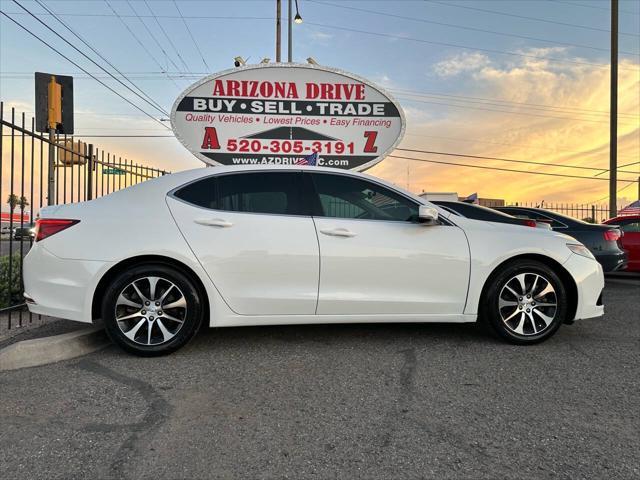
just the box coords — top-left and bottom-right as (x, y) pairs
(35, 218), (80, 242)
(603, 229), (621, 242)
(523, 219), (537, 228)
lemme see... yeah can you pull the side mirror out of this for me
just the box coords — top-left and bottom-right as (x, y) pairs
(418, 205), (438, 224)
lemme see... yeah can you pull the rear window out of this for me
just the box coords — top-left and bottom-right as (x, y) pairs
(435, 202), (515, 222)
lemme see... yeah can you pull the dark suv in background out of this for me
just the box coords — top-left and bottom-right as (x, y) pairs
(496, 207), (627, 272)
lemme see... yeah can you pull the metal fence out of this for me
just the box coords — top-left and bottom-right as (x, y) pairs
(0, 102), (169, 330)
(508, 201), (611, 223)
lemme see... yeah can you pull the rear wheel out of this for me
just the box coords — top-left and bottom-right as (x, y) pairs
(482, 260), (567, 344)
(102, 264), (203, 356)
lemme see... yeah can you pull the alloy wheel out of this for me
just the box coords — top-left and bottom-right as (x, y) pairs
(114, 276), (187, 345)
(498, 272), (558, 336)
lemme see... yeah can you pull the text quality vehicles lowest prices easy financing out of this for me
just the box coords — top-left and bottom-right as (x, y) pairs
(24, 166), (604, 356)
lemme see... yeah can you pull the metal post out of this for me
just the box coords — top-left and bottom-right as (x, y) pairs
(609, 0), (618, 218)
(87, 144), (94, 200)
(276, 0), (282, 62)
(591, 205), (596, 224)
(288, 0), (293, 62)
(47, 128), (55, 205)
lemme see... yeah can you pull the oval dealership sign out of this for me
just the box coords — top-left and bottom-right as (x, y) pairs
(170, 63), (405, 171)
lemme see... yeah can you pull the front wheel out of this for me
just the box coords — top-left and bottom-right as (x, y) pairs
(102, 264), (203, 356)
(482, 260), (568, 344)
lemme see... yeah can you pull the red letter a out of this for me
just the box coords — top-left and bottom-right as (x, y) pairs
(201, 127), (221, 150)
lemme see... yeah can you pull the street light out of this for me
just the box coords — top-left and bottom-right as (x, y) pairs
(294, 0), (302, 23)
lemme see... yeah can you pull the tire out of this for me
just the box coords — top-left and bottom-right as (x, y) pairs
(481, 260), (567, 345)
(101, 264), (204, 356)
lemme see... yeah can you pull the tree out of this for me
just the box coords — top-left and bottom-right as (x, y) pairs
(6, 194), (29, 213)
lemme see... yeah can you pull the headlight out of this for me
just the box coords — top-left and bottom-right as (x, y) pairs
(567, 243), (595, 259)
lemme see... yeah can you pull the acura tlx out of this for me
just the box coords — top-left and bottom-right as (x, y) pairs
(23, 166), (604, 356)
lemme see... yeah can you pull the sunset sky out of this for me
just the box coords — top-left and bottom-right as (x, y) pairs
(1, 0), (639, 208)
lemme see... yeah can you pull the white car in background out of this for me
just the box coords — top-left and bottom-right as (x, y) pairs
(23, 166), (604, 356)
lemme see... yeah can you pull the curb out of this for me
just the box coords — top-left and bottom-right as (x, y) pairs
(0, 327), (111, 371)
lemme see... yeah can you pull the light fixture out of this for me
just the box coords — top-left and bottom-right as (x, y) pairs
(294, 0), (302, 23)
(234, 56), (246, 67)
(306, 57), (318, 65)
(260, 57), (271, 64)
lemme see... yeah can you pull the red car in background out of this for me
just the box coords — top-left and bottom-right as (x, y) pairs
(604, 215), (640, 272)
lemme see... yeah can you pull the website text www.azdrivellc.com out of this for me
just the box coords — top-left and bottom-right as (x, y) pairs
(231, 157), (350, 167)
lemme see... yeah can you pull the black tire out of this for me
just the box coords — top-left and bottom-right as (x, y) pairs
(101, 264), (203, 356)
(481, 260), (567, 345)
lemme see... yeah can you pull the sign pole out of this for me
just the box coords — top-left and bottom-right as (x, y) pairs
(287, 0), (292, 62)
(47, 128), (55, 205)
(276, 0), (282, 62)
(609, 0), (618, 218)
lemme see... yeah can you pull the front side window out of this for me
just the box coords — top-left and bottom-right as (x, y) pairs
(310, 173), (418, 222)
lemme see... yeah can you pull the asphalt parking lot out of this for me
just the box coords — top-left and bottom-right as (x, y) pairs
(1, 276), (638, 480)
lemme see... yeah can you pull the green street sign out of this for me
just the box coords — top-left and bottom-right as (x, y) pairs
(103, 168), (126, 175)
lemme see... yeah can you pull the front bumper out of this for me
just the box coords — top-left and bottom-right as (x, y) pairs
(23, 243), (110, 323)
(563, 253), (605, 321)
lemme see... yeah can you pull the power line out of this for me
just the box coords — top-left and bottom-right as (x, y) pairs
(12, 0), (168, 117)
(0, 11), (275, 20)
(173, 0), (210, 71)
(142, 0), (190, 72)
(305, 22), (640, 71)
(104, 0), (181, 89)
(32, 0), (167, 115)
(427, 1), (640, 38)
(309, 0), (639, 57)
(396, 148), (640, 174)
(396, 95), (636, 125)
(403, 132), (638, 161)
(124, 0), (182, 74)
(0, 10), (170, 130)
(391, 88), (639, 120)
(552, 1), (640, 16)
(388, 153), (639, 183)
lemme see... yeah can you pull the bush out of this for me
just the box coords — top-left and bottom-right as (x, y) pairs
(0, 254), (22, 309)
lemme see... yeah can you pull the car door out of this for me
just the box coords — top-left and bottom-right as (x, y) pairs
(308, 172), (470, 315)
(167, 171), (319, 315)
(618, 219), (640, 270)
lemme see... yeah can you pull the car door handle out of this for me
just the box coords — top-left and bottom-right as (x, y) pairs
(195, 218), (233, 228)
(320, 227), (357, 237)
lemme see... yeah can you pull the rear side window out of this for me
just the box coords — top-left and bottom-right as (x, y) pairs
(218, 172), (306, 215)
(310, 173), (418, 222)
(174, 176), (217, 209)
(173, 172), (307, 215)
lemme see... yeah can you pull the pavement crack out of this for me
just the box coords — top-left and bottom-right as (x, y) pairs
(75, 359), (172, 480)
(380, 347), (417, 448)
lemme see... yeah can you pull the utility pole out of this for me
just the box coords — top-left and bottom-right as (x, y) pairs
(609, 0), (618, 218)
(288, 0), (293, 62)
(47, 75), (61, 206)
(276, 0), (282, 62)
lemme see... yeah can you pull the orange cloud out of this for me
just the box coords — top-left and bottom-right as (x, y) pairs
(371, 51), (640, 207)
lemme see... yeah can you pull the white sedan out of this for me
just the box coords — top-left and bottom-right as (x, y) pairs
(23, 166), (604, 356)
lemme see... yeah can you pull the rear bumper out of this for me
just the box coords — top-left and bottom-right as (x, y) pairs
(595, 250), (627, 273)
(563, 253), (605, 321)
(23, 243), (110, 323)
